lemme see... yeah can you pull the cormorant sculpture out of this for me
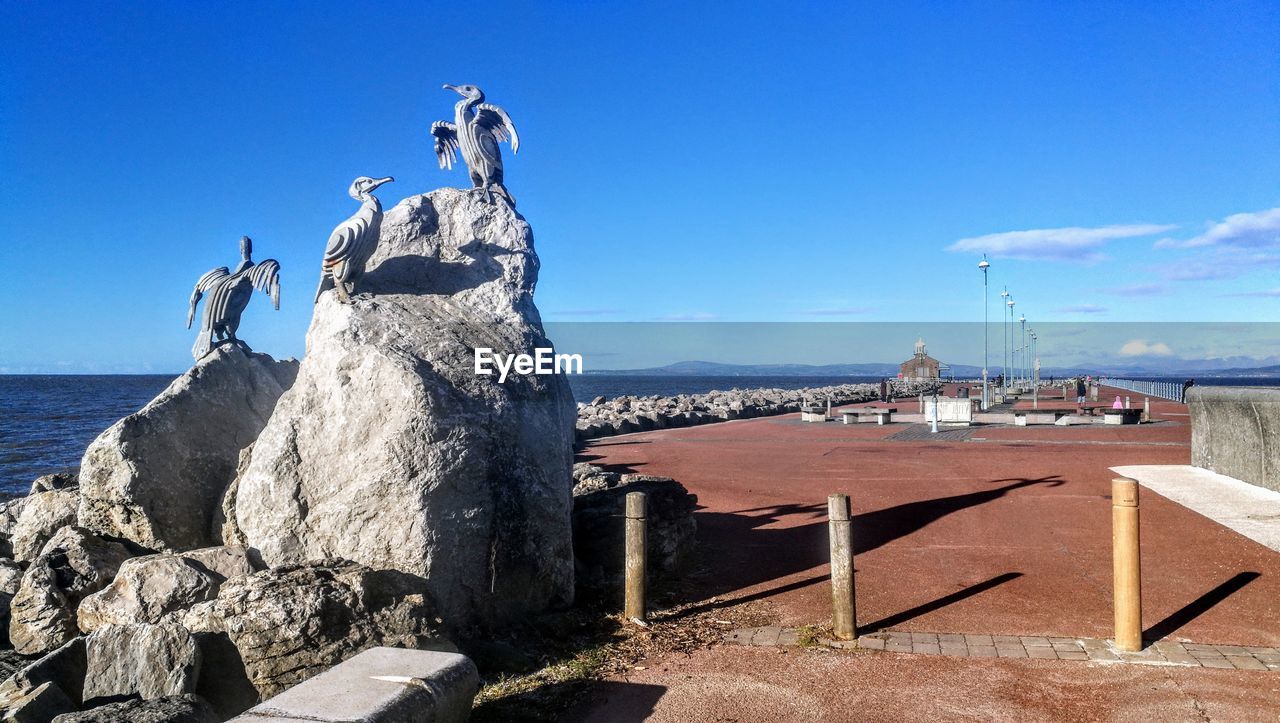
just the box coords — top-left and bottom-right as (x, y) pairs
(314, 175), (394, 303)
(431, 84), (520, 205)
(187, 236), (281, 360)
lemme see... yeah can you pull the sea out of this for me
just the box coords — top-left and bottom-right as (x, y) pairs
(3, 373), (1279, 497)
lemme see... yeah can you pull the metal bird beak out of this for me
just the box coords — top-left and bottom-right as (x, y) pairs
(443, 83), (459, 93)
(371, 176), (394, 190)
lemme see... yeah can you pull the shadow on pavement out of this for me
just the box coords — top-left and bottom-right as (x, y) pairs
(1143, 571), (1262, 642)
(860, 572), (1024, 633)
(685, 476), (1063, 607)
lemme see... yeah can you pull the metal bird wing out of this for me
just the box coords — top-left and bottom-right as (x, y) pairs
(249, 259), (281, 310)
(188, 266), (230, 328)
(322, 219), (361, 266)
(431, 121), (460, 170)
(474, 104), (519, 153)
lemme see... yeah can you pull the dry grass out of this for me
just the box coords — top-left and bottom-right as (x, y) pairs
(470, 594), (776, 721)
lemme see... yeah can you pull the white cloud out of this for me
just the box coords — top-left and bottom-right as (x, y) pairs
(1119, 339), (1174, 357)
(1055, 304), (1107, 314)
(1157, 207), (1280, 249)
(948, 224), (1176, 263)
(1222, 288), (1280, 298)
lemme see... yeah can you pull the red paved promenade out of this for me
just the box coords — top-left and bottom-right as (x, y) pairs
(572, 386), (1280, 720)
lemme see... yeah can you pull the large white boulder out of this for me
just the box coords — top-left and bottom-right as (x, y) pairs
(232, 189), (576, 628)
(77, 346), (297, 552)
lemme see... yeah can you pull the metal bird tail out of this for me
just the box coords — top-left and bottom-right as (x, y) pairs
(314, 272), (331, 304)
(191, 327), (214, 360)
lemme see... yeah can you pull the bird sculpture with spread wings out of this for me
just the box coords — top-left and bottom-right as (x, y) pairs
(315, 175), (394, 303)
(187, 236), (281, 360)
(431, 84), (520, 205)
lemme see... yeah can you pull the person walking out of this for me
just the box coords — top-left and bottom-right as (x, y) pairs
(1075, 378), (1087, 404)
(880, 378), (889, 403)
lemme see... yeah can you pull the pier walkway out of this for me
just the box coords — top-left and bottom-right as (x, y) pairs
(570, 386), (1280, 721)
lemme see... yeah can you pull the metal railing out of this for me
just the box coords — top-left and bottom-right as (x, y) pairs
(1099, 378), (1187, 403)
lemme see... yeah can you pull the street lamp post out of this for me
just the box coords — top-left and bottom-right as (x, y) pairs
(1000, 288), (1009, 399)
(1007, 298), (1015, 392)
(979, 256), (990, 410)
(1019, 314), (1027, 390)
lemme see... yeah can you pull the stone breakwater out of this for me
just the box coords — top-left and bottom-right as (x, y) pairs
(574, 379), (945, 442)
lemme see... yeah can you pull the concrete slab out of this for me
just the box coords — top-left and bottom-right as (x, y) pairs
(233, 647), (478, 722)
(1111, 464), (1280, 553)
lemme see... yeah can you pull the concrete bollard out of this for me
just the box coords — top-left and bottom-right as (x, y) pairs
(1125, 396), (1132, 409)
(1112, 477), (1142, 651)
(827, 494), (856, 640)
(625, 491), (648, 622)
(1142, 397), (1150, 422)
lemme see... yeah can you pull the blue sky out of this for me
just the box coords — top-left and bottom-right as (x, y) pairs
(1, 2), (1278, 373)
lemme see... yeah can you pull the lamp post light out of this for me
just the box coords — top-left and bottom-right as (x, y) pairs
(1004, 294), (1013, 396)
(979, 256), (990, 410)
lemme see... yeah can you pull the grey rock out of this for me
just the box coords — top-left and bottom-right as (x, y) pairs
(82, 622), (200, 702)
(0, 559), (24, 638)
(571, 468), (698, 590)
(78, 345), (297, 552)
(234, 188), (576, 629)
(189, 631), (257, 718)
(77, 555), (219, 634)
(213, 560), (448, 698)
(0, 650), (27, 687)
(179, 546), (255, 582)
(77, 546), (253, 634)
(0, 498), (28, 538)
(53, 694), (219, 723)
(9, 527), (134, 655)
(0, 636), (87, 707)
(3, 681), (76, 721)
(213, 447), (252, 548)
(10, 490), (79, 562)
(31, 472), (78, 495)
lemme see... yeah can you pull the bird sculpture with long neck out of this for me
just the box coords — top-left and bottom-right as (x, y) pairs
(431, 84), (520, 205)
(187, 236), (281, 360)
(314, 175), (394, 303)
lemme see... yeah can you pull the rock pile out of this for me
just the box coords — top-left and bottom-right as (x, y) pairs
(1, 188), (579, 718)
(574, 379), (944, 442)
(571, 463), (698, 593)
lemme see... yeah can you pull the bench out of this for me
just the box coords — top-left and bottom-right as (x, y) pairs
(800, 405), (828, 423)
(841, 407), (896, 425)
(1103, 408), (1143, 425)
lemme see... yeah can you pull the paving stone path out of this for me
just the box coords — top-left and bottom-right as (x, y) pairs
(726, 627), (1280, 672)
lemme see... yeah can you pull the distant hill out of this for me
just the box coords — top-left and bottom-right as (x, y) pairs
(586, 359), (1280, 378)
(584, 360), (903, 377)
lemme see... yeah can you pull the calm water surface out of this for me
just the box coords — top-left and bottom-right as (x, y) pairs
(2, 373), (1276, 497)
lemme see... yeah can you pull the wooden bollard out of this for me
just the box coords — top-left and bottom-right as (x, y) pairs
(1112, 477), (1142, 651)
(624, 491), (648, 622)
(828, 494), (856, 640)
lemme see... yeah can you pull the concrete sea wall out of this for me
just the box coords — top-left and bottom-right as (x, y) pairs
(1187, 386), (1280, 493)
